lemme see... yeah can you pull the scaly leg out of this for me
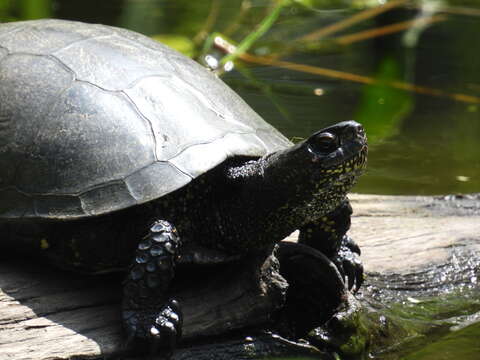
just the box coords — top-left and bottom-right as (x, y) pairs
(122, 220), (183, 355)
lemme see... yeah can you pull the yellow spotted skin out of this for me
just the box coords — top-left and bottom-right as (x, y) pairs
(298, 201), (353, 258)
(40, 238), (49, 250)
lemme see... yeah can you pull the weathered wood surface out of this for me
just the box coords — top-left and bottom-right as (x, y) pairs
(1, 194), (480, 360)
(349, 194), (480, 275)
(0, 252), (289, 360)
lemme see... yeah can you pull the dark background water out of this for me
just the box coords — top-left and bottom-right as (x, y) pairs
(2, 0), (479, 195)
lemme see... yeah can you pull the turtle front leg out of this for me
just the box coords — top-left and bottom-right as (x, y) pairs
(122, 220), (183, 356)
(298, 200), (364, 292)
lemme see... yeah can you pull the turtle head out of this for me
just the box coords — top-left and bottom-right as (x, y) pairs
(223, 121), (367, 248)
(260, 120), (367, 225)
(305, 120), (367, 180)
(265, 120), (366, 179)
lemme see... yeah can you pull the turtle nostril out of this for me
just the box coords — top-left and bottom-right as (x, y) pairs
(354, 123), (364, 133)
(343, 122), (364, 140)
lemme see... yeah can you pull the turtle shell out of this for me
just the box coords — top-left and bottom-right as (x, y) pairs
(0, 19), (291, 220)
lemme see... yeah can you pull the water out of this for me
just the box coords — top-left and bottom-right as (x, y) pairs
(1, 0), (479, 358)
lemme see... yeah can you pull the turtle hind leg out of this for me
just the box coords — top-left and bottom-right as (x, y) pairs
(122, 220), (183, 355)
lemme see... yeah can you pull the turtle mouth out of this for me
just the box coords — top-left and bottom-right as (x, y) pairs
(317, 140), (367, 170)
(313, 147), (367, 189)
(330, 147), (367, 182)
(314, 144), (367, 201)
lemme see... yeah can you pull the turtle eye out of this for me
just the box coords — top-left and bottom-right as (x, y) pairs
(309, 132), (338, 153)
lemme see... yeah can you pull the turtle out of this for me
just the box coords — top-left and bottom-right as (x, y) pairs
(0, 19), (366, 353)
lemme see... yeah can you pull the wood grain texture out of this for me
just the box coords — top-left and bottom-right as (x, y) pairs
(349, 194), (480, 274)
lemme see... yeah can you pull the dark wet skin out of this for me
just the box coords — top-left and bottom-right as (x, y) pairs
(120, 120), (367, 353)
(1, 121), (366, 355)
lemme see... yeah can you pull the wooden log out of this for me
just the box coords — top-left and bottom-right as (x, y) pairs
(350, 194), (480, 274)
(0, 251), (289, 360)
(1, 194), (479, 359)
(349, 193), (480, 299)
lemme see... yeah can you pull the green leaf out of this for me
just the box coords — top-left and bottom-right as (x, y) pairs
(355, 56), (413, 143)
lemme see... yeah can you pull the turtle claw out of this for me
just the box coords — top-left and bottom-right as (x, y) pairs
(154, 299), (183, 341)
(333, 235), (364, 293)
(150, 300), (183, 355)
(342, 234), (361, 255)
(123, 299), (183, 357)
